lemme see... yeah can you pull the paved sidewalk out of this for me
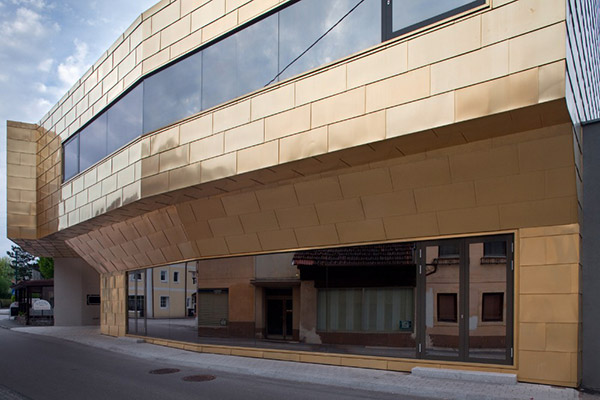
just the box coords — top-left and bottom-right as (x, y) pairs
(8, 325), (586, 400)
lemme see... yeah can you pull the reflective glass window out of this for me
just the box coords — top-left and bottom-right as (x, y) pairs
(391, 0), (484, 35)
(278, 0), (380, 81)
(107, 83), (143, 154)
(143, 53), (202, 133)
(63, 135), (79, 181)
(202, 36), (237, 110)
(79, 113), (107, 172)
(236, 13), (278, 93)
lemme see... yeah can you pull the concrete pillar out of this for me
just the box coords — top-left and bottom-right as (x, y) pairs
(582, 120), (600, 390)
(54, 258), (100, 326)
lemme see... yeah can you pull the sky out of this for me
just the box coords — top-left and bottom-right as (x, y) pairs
(0, 0), (158, 258)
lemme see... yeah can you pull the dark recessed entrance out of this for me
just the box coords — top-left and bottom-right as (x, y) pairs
(265, 288), (293, 340)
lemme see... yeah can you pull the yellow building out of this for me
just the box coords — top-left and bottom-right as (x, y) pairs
(6, 0), (600, 389)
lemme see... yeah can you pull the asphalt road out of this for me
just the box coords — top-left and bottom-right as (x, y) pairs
(0, 328), (426, 400)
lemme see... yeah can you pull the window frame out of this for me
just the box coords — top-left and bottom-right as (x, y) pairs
(381, 0), (487, 41)
(160, 270), (168, 283)
(481, 292), (504, 322)
(436, 293), (458, 323)
(173, 271), (179, 283)
(160, 296), (169, 309)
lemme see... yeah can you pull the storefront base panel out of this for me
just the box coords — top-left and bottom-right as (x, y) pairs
(130, 335), (526, 379)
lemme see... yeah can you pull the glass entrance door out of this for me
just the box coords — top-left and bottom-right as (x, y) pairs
(417, 236), (513, 364)
(420, 240), (462, 360)
(266, 288), (293, 340)
(127, 270), (147, 336)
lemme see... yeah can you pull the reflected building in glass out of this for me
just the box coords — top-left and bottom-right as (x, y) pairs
(6, 0), (599, 391)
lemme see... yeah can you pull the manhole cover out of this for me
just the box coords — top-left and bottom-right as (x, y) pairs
(149, 368), (180, 375)
(182, 375), (216, 382)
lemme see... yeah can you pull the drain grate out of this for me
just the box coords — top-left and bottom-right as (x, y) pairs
(149, 368), (181, 375)
(182, 375), (216, 382)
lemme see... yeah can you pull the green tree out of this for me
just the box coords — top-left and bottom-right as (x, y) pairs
(38, 257), (54, 279)
(0, 257), (12, 299)
(7, 245), (36, 282)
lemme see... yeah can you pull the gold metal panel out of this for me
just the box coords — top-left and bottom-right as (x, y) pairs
(295, 65), (346, 106)
(161, 14), (191, 49)
(221, 191), (260, 216)
(209, 215), (244, 237)
(518, 133), (574, 173)
(213, 100), (251, 133)
(202, 11), (238, 44)
(294, 224), (339, 247)
(366, 67), (430, 113)
(196, 237), (230, 257)
(257, 229), (298, 251)
(224, 120), (264, 153)
(408, 15), (481, 70)
(151, 1), (180, 34)
(386, 92), (455, 139)
(483, 0), (565, 46)
(436, 205), (501, 234)
(190, 0), (225, 31)
(455, 68), (539, 122)
(475, 171), (545, 206)
(237, 141), (279, 174)
(240, 210), (279, 233)
(251, 84), (295, 120)
(97, 159), (113, 181)
(509, 23), (566, 74)
(255, 186), (298, 211)
(190, 197), (226, 221)
(180, 114), (213, 145)
(294, 177), (343, 205)
(538, 60), (566, 103)
(279, 127), (328, 164)
(430, 41), (509, 95)
(140, 172), (169, 197)
(449, 144), (520, 182)
(499, 196), (578, 229)
(168, 162), (202, 191)
(141, 154), (160, 178)
(265, 105), (311, 141)
(347, 42), (407, 88)
(122, 181), (141, 205)
(275, 205), (319, 229)
(238, 0), (279, 24)
(311, 87), (365, 128)
(384, 212), (439, 239)
(315, 198), (364, 224)
(338, 168), (392, 198)
(200, 153), (237, 183)
(328, 111), (385, 152)
(150, 126), (180, 155)
(361, 191), (416, 219)
(117, 164), (135, 187)
(414, 181), (477, 212)
(225, 233), (261, 254)
(158, 144), (190, 172)
(337, 219), (386, 243)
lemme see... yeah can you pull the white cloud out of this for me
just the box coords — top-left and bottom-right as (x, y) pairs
(35, 82), (47, 93)
(37, 57), (53, 72)
(57, 39), (89, 89)
(2, 7), (44, 37)
(9, 0), (46, 8)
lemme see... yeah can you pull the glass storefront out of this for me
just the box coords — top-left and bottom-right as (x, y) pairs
(127, 234), (513, 365)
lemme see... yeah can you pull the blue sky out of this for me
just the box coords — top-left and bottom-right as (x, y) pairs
(0, 0), (158, 257)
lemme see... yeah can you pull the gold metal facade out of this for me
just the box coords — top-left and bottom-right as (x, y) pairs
(5, 0), (583, 387)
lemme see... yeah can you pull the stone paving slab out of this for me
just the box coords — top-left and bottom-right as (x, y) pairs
(11, 326), (582, 400)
